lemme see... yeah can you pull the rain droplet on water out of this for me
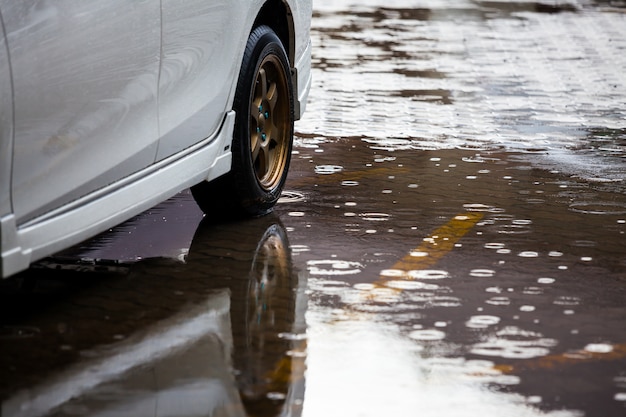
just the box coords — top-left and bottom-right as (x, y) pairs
(407, 269), (450, 280)
(484, 242), (506, 249)
(380, 269), (406, 278)
(409, 329), (446, 341)
(486, 296), (511, 306)
(470, 269), (496, 278)
(466, 315), (501, 329)
(360, 212), (390, 221)
(584, 343), (613, 354)
(518, 251), (539, 258)
(307, 260), (364, 275)
(470, 326), (557, 359)
(314, 165), (343, 174)
(353, 283), (376, 291)
(386, 280), (439, 291)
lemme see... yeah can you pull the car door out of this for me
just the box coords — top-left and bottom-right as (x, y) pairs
(0, 14), (12, 219)
(156, 0), (244, 160)
(2, 1), (161, 224)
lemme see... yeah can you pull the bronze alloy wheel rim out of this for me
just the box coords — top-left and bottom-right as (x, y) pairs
(250, 55), (290, 191)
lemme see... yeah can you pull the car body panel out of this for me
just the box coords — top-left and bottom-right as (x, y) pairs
(2, 1), (162, 224)
(156, 0), (243, 160)
(0, 11), (12, 218)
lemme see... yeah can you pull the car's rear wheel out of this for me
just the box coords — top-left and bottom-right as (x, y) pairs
(192, 25), (294, 218)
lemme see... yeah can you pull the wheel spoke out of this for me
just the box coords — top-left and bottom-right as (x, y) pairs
(268, 119), (282, 148)
(258, 68), (268, 100)
(267, 82), (278, 113)
(260, 141), (272, 178)
(251, 133), (261, 162)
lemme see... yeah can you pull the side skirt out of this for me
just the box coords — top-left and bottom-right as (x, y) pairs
(0, 111), (235, 278)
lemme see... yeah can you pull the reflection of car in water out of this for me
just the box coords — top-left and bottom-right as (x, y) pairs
(188, 217), (307, 417)
(0, 1), (312, 278)
(0, 216), (307, 417)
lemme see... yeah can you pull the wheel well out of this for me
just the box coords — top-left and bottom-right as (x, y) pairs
(253, 0), (295, 65)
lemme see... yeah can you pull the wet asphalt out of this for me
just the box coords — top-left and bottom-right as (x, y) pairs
(1, 1), (626, 416)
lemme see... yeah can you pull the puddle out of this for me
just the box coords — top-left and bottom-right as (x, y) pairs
(5, 1), (625, 416)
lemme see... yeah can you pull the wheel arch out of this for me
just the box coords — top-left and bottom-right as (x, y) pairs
(252, 0), (295, 67)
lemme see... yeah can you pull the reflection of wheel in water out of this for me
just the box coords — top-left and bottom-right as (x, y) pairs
(240, 224), (295, 414)
(187, 216), (302, 416)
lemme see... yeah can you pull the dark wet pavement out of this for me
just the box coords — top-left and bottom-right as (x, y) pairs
(2, 1), (626, 416)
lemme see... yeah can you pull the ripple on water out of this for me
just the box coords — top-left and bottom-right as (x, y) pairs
(463, 203), (493, 212)
(362, 137), (416, 151)
(290, 244), (310, 253)
(496, 224), (532, 235)
(523, 287), (543, 295)
(278, 190), (306, 203)
(553, 296), (581, 306)
(486, 296), (511, 306)
(409, 329), (446, 341)
(470, 269), (496, 278)
(307, 260), (364, 275)
(470, 326), (557, 359)
(407, 269), (450, 280)
(369, 287), (402, 303)
(353, 283), (376, 291)
(466, 315), (501, 329)
(385, 280), (439, 291)
(584, 343), (613, 353)
(360, 212), (391, 221)
(380, 269), (407, 278)
(429, 296), (462, 308)
(569, 201), (626, 215)
(314, 165), (343, 175)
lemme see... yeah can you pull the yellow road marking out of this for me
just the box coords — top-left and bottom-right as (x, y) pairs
(385, 212), (484, 274)
(358, 211), (484, 300)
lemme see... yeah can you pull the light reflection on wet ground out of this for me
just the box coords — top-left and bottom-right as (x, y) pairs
(279, 144), (625, 417)
(2, 0), (626, 416)
(303, 0), (626, 181)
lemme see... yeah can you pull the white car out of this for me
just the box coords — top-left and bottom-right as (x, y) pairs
(0, 0), (312, 278)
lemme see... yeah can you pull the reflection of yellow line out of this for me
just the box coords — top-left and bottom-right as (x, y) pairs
(366, 212), (483, 294)
(387, 212), (484, 273)
(495, 343), (626, 374)
(348, 211), (483, 311)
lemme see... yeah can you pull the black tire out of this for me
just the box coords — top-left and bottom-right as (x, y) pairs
(192, 25), (294, 218)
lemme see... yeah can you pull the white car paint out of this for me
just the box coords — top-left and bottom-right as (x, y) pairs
(0, 0), (312, 277)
